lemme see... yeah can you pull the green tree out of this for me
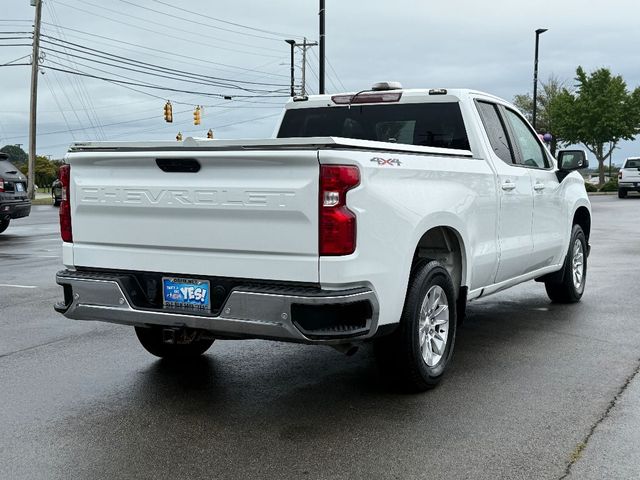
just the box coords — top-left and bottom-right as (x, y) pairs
(550, 67), (640, 186)
(34, 155), (58, 188)
(0, 144), (28, 171)
(513, 75), (568, 155)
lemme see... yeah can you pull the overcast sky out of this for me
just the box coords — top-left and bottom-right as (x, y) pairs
(1, 0), (639, 164)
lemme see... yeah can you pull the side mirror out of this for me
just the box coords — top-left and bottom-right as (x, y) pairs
(557, 149), (589, 171)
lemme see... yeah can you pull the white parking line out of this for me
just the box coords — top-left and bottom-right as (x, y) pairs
(0, 284), (38, 289)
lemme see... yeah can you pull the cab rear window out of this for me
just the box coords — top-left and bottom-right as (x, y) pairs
(624, 159), (640, 168)
(277, 102), (470, 150)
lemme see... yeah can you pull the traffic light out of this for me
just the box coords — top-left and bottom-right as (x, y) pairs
(193, 106), (201, 125)
(176, 132), (183, 141)
(163, 100), (173, 123)
(207, 129), (214, 139)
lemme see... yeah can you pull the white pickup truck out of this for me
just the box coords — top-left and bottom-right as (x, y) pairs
(618, 157), (640, 198)
(55, 83), (591, 391)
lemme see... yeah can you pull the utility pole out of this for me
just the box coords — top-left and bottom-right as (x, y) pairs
(299, 38), (318, 96)
(28, 0), (43, 200)
(319, 0), (325, 94)
(285, 38), (318, 97)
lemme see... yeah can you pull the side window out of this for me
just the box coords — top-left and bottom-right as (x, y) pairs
(503, 109), (549, 169)
(476, 101), (514, 165)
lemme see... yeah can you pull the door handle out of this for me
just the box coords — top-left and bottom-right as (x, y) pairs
(501, 181), (516, 191)
(533, 182), (546, 191)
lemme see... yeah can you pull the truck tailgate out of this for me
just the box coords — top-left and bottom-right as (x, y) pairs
(68, 150), (320, 283)
(621, 166), (640, 183)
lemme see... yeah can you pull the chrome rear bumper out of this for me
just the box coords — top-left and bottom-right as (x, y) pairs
(55, 270), (379, 344)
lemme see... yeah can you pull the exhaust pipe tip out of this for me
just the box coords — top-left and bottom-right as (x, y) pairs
(329, 343), (359, 357)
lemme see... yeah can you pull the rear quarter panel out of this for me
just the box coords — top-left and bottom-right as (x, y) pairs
(318, 149), (499, 327)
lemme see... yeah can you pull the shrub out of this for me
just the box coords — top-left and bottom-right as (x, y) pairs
(600, 179), (618, 192)
(584, 182), (598, 192)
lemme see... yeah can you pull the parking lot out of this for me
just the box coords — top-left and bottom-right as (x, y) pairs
(1, 196), (639, 479)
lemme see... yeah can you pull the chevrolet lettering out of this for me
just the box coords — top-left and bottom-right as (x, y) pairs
(78, 187), (297, 208)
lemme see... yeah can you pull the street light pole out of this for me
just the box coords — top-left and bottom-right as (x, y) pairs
(319, 0), (325, 94)
(285, 39), (296, 97)
(532, 28), (548, 131)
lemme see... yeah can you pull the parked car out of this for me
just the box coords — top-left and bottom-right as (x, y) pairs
(54, 84), (591, 392)
(618, 157), (640, 198)
(52, 178), (62, 206)
(0, 153), (31, 234)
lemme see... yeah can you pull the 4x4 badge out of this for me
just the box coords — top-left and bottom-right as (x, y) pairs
(370, 157), (402, 166)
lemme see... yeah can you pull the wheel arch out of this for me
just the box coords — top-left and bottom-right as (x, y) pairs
(410, 225), (468, 298)
(573, 206), (591, 243)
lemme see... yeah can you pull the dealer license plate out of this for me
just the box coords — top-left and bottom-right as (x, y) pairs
(15, 182), (24, 192)
(162, 277), (210, 312)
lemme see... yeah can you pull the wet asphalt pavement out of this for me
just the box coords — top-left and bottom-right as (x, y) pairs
(1, 197), (639, 480)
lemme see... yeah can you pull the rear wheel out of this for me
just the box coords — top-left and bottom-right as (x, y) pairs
(545, 224), (587, 303)
(618, 189), (627, 198)
(135, 327), (214, 359)
(0, 219), (9, 234)
(374, 260), (457, 392)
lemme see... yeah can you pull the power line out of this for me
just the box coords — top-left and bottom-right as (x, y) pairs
(0, 54), (30, 66)
(309, 48), (339, 93)
(59, 0), (285, 54)
(41, 63), (290, 99)
(42, 48), (278, 94)
(40, 23), (289, 79)
(49, 0), (283, 59)
(327, 57), (347, 91)
(40, 26), (289, 85)
(41, 36), (289, 88)
(46, 1), (106, 140)
(33, 109), (284, 150)
(47, 68), (95, 139)
(43, 73), (77, 141)
(42, 50), (289, 98)
(181, 112), (283, 134)
(150, 0), (304, 39)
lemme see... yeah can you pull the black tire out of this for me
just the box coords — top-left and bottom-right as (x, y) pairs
(545, 224), (587, 303)
(135, 327), (214, 359)
(53, 199), (60, 207)
(374, 260), (457, 392)
(618, 189), (627, 199)
(0, 219), (9, 234)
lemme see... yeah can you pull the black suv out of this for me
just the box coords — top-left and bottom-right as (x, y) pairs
(0, 153), (31, 234)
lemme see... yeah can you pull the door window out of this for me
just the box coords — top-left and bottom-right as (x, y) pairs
(476, 101), (515, 165)
(503, 109), (549, 169)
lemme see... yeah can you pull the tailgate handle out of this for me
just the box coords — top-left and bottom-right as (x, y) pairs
(156, 158), (201, 173)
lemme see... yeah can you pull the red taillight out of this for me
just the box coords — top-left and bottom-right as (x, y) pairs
(59, 164), (72, 242)
(319, 165), (360, 256)
(0, 178), (4, 193)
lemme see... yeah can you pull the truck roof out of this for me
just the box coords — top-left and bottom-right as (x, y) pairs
(284, 88), (508, 110)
